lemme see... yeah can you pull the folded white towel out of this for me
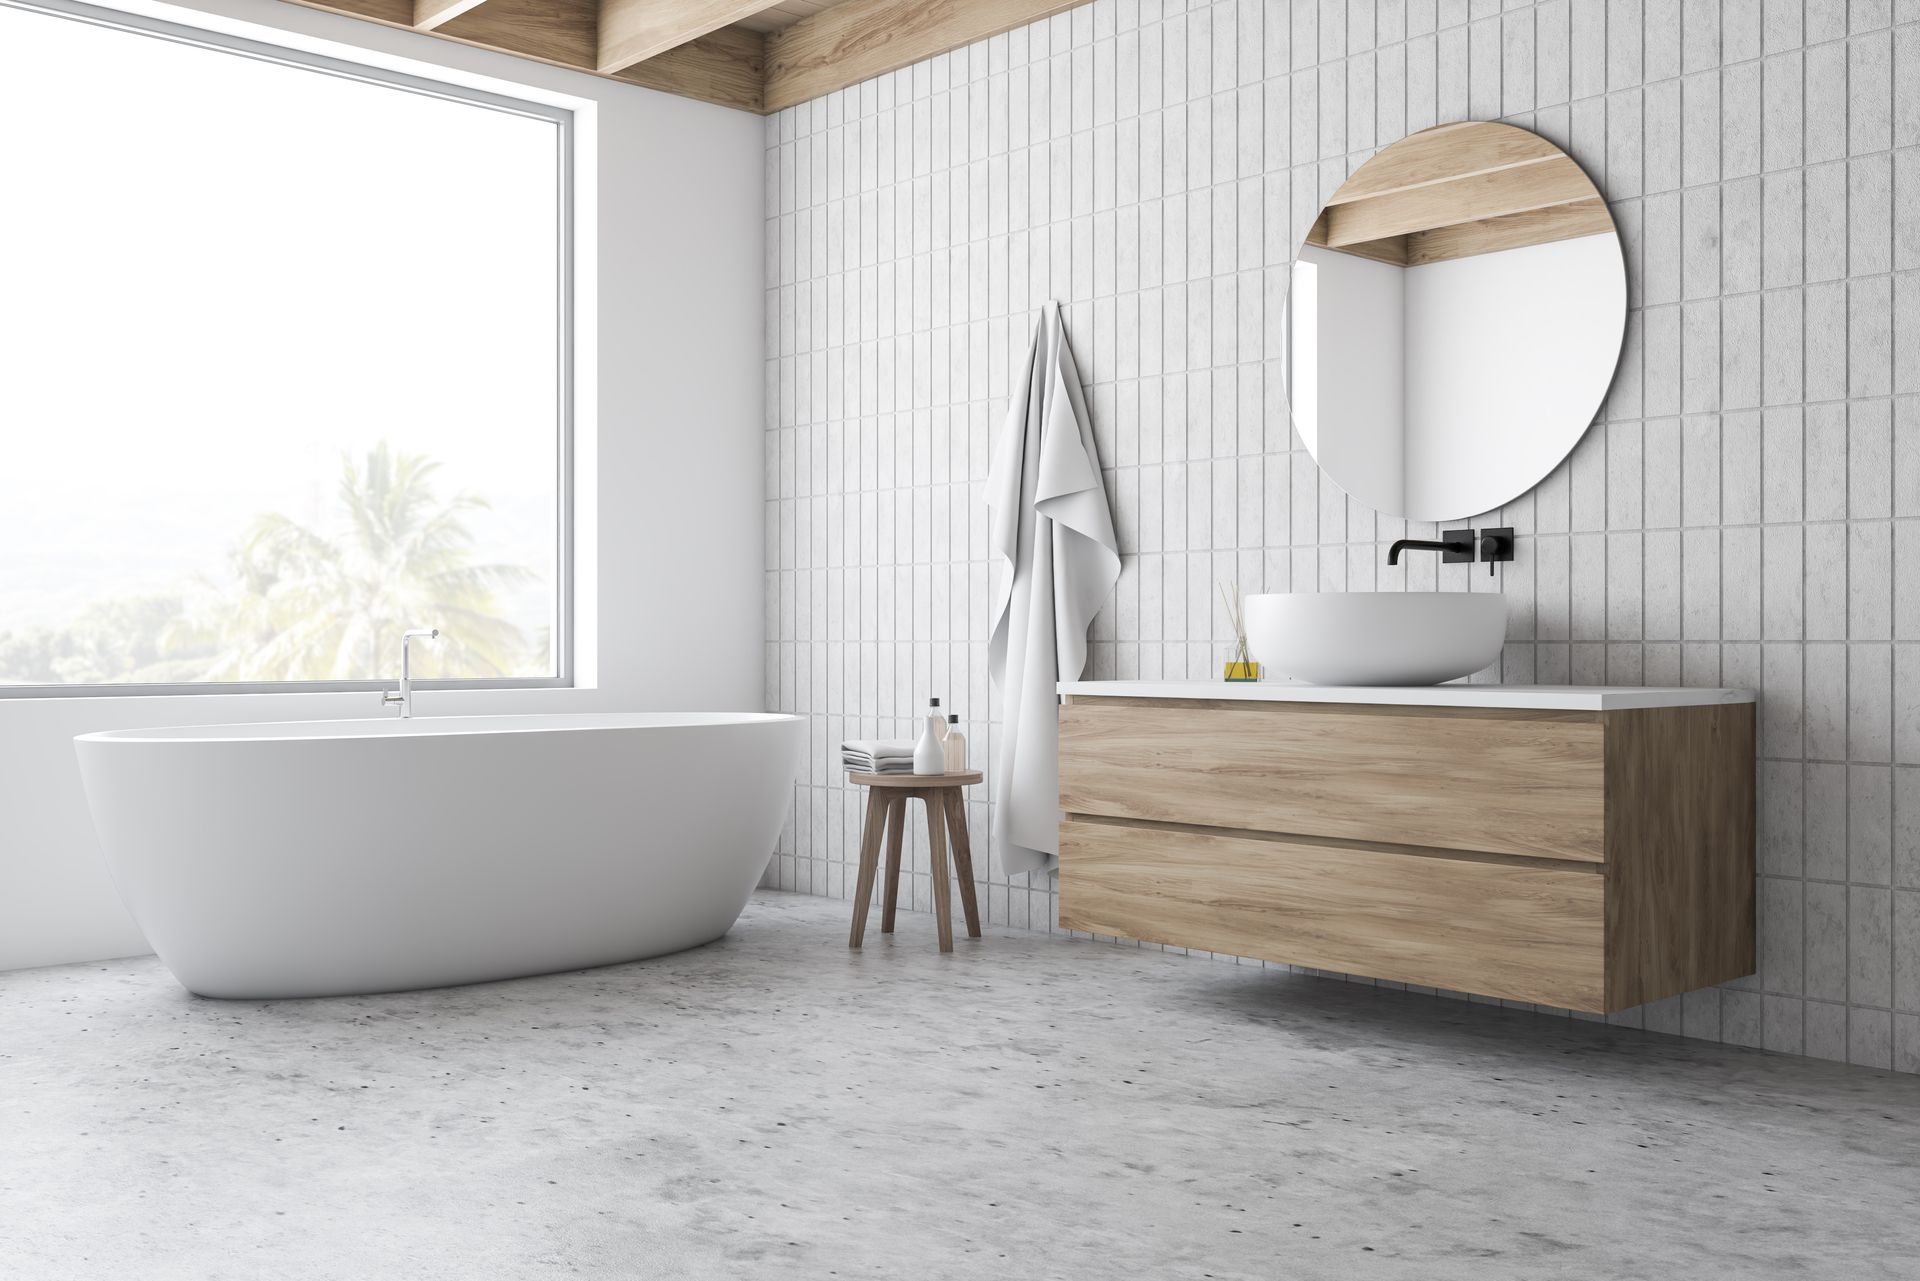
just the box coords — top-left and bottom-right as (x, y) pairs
(846, 759), (914, 775)
(842, 739), (915, 760)
(843, 739), (917, 775)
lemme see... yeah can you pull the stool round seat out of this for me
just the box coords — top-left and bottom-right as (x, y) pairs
(848, 770), (982, 788)
(845, 770), (982, 952)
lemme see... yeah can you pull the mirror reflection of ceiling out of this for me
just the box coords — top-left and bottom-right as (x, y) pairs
(1287, 122), (1627, 524)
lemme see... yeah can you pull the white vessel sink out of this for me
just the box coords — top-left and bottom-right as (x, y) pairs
(1244, 592), (1507, 687)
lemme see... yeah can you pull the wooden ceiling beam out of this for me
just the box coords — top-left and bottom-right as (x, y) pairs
(596, 0), (783, 75)
(412, 0), (491, 32)
(288, 0), (415, 25)
(764, 0), (1090, 114)
(284, 0), (761, 112)
(1325, 122), (1564, 206)
(1322, 154), (1597, 247)
(1304, 211), (1409, 266)
(286, 0), (1101, 115)
(435, 0), (596, 68)
(611, 24), (765, 112)
(1404, 197), (1615, 266)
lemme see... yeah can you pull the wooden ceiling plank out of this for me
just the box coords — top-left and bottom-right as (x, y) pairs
(436, 0), (597, 67)
(612, 25), (766, 113)
(412, 0), (492, 32)
(1326, 122), (1564, 206)
(597, 0), (783, 75)
(764, 0), (1089, 113)
(1404, 197), (1616, 266)
(287, 0), (416, 26)
(1324, 154), (1599, 246)
(284, 0), (767, 112)
(1322, 236), (1411, 266)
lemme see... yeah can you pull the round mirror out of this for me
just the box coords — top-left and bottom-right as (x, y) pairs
(1286, 122), (1625, 523)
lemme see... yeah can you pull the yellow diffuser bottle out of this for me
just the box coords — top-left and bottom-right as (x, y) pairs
(1220, 580), (1261, 682)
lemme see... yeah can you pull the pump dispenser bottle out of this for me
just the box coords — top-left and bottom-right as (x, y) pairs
(913, 698), (947, 774)
(942, 714), (967, 771)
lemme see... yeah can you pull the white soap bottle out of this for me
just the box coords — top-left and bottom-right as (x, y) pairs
(913, 697), (948, 774)
(942, 714), (967, 772)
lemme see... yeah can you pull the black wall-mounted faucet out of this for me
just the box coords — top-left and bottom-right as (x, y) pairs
(1386, 529), (1475, 565)
(1386, 527), (1516, 575)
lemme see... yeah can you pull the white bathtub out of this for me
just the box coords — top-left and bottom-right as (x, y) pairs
(74, 712), (804, 999)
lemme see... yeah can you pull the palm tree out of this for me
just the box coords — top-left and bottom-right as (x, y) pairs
(0, 593), (194, 685)
(171, 445), (538, 682)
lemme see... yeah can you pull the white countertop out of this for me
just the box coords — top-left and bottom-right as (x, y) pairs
(1058, 681), (1756, 711)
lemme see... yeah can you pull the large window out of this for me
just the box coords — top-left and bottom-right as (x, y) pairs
(0, 0), (570, 693)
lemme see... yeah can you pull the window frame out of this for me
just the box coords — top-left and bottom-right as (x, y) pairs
(0, 0), (575, 698)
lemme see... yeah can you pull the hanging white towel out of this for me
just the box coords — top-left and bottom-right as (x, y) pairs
(986, 303), (1121, 876)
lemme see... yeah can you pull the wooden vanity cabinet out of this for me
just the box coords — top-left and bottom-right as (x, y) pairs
(1057, 693), (1756, 1013)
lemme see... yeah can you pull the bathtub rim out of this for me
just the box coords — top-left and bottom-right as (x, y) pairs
(75, 710), (802, 745)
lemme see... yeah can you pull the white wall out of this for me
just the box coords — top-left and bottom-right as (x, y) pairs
(1293, 244), (1406, 514)
(765, 0), (1920, 1073)
(1404, 233), (1625, 520)
(0, 0), (766, 972)
(1292, 235), (1619, 523)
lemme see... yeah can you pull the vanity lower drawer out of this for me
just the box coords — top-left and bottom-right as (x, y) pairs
(1059, 818), (1607, 1011)
(1058, 698), (1607, 862)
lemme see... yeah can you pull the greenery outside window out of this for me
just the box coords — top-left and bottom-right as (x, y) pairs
(0, 0), (572, 693)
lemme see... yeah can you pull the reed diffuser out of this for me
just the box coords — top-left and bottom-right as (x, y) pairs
(1219, 580), (1260, 681)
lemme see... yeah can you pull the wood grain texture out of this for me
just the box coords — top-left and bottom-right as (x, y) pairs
(924, 789), (953, 952)
(847, 786), (888, 948)
(731, 0), (849, 33)
(880, 793), (906, 932)
(847, 778), (980, 950)
(945, 791), (982, 938)
(295, 0), (1074, 112)
(1404, 198), (1615, 265)
(1055, 697), (1756, 1012)
(285, 0), (760, 111)
(283, 0), (419, 27)
(1060, 818), (1607, 1011)
(1326, 121), (1563, 205)
(436, 0), (596, 66)
(764, 0), (1089, 112)
(413, 0), (492, 31)
(611, 26), (766, 113)
(1602, 704), (1758, 1008)
(848, 769), (982, 787)
(597, 0), (774, 74)
(1304, 212), (1409, 264)
(1324, 153), (1597, 246)
(1058, 698), (1607, 862)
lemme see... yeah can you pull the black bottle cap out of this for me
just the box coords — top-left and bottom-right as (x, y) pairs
(948, 714), (959, 724)
(930, 697), (941, 707)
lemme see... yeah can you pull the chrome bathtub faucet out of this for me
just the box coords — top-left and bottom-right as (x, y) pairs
(381, 628), (439, 718)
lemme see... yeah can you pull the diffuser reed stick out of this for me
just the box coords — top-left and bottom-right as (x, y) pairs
(1219, 580), (1258, 680)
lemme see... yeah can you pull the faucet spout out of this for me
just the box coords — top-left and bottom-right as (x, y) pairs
(382, 628), (440, 718)
(1387, 529), (1475, 566)
(1386, 538), (1452, 565)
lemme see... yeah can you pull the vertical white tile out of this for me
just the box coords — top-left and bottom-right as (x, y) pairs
(755, 0), (1920, 1071)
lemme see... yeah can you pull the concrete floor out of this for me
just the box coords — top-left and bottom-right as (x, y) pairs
(4, 892), (1918, 1280)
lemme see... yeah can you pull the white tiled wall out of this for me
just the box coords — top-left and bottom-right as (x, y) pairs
(763, 0), (1920, 1072)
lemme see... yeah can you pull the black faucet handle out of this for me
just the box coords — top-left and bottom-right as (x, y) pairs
(1478, 527), (1515, 576)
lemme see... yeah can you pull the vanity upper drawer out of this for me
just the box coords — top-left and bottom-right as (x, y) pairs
(1058, 698), (1606, 862)
(1059, 818), (1606, 1011)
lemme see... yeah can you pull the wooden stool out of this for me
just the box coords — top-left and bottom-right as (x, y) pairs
(847, 770), (983, 952)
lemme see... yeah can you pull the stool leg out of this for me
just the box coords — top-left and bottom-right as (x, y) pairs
(924, 790), (954, 953)
(944, 792), (982, 939)
(879, 794), (906, 933)
(848, 787), (888, 949)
